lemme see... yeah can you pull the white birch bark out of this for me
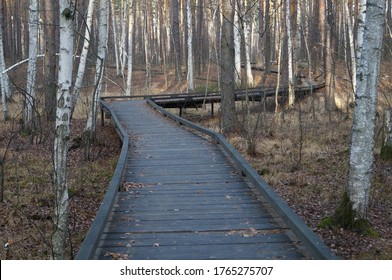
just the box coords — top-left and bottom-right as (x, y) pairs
(275, 2), (283, 115)
(186, 0), (194, 92)
(152, 0), (160, 63)
(0, 4), (10, 119)
(120, 0), (127, 75)
(73, 0), (95, 108)
(294, 0), (302, 70)
(143, 0), (151, 88)
(356, 0), (367, 65)
(110, 0), (120, 75)
(348, 0), (386, 220)
(384, 109), (392, 148)
(52, 0), (74, 260)
(164, 0), (171, 59)
(285, 0), (294, 106)
(125, 0), (134, 96)
(85, 0), (108, 137)
(243, 0), (254, 87)
(234, 2), (241, 87)
(344, 0), (357, 98)
(24, 0), (39, 129)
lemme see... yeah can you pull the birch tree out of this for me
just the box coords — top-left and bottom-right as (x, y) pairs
(120, 0), (128, 75)
(0, 1), (10, 119)
(344, 0), (357, 97)
(356, 0), (367, 63)
(186, 0), (194, 92)
(125, 0), (134, 96)
(73, 0), (95, 109)
(52, 0), (74, 260)
(382, 109), (392, 160)
(242, 0), (254, 87)
(285, 0), (294, 106)
(24, 0), (39, 131)
(336, 0), (386, 227)
(233, 1), (241, 87)
(85, 0), (108, 157)
(143, 0), (151, 88)
(110, 0), (120, 75)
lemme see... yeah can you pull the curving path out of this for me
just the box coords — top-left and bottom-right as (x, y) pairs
(76, 99), (336, 260)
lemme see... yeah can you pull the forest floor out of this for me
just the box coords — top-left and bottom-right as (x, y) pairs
(0, 64), (391, 259)
(0, 103), (121, 259)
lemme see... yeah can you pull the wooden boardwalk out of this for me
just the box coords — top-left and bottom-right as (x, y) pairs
(83, 100), (333, 260)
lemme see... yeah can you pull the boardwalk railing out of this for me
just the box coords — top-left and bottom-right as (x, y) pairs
(76, 101), (130, 260)
(145, 99), (337, 260)
(77, 83), (337, 259)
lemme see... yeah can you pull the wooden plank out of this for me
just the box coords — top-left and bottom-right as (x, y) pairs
(108, 211), (272, 222)
(84, 100), (330, 260)
(97, 242), (306, 260)
(99, 230), (292, 244)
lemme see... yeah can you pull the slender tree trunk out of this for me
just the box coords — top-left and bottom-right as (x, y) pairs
(233, 1), (241, 87)
(110, 0), (120, 75)
(344, 0), (356, 98)
(85, 0), (108, 157)
(275, 1), (283, 115)
(382, 108), (392, 160)
(125, 0), (134, 96)
(172, 0), (181, 82)
(73, 0), (95, 113)
(44, 0), (58, 121)
(52, 0), (74, 260)
(120, 0), (127, 75)
(345, 0), (386, 223)
(264, 0), (271, 72)
(0, 0), (10, 119)
(186, 0), (194, 92)
(325, 0), (336, 110)
(221, 0), (237, 134)
(356, 0), (366, 63)
(143, 0), (151, 88)
(243, 0), (254, 87)
(24, 0), (39, 131)
(285, 0), (294, 106)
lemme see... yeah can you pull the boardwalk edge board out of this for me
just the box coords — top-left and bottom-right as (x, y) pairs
(77, 88), (337, 260)
(75, 101), (130, 260)
(145, 99), (337, 260)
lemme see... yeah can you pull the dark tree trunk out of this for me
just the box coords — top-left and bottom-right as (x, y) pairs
(220, 0), (237, 135)
(172, 0), (181, 81)
(43, 0), (58, 122)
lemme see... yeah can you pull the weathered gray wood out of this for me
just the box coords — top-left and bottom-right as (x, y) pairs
(77, 99), (336, 260)
(97, 242), (306, 260)
(87, 100), (308, 260)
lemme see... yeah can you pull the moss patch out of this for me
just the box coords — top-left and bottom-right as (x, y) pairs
(380, 145), (392, 161)
(331, 192), (379, 237)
